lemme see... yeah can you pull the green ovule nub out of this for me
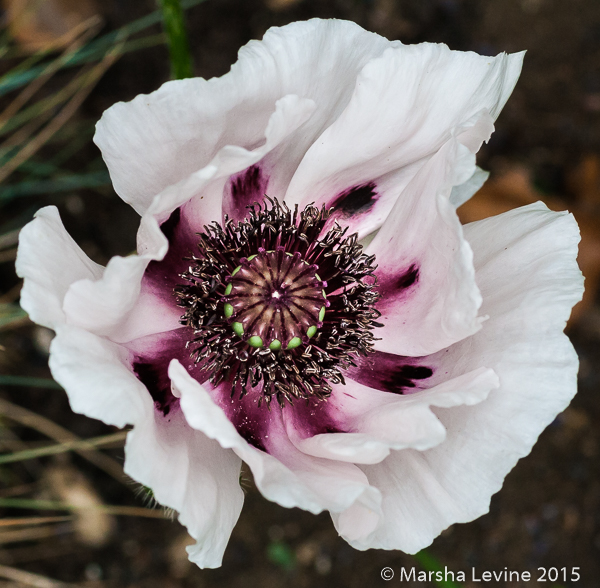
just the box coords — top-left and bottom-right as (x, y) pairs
(248, 336), (263, 348)
(287, 337), (302, 349)
(222, 249), (328, 350)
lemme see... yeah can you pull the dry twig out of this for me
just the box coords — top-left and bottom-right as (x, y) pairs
(0, 564), (80, 588)
(0, 398), (126, 483)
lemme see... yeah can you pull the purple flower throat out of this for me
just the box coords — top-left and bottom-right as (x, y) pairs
(175, 199), (381, 408)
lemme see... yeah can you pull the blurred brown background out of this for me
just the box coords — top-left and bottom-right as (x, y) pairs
(0, 0), (599, 586)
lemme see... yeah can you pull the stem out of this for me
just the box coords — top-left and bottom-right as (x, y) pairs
(157, 0), (194, 79)
(414, 550), (463, 588)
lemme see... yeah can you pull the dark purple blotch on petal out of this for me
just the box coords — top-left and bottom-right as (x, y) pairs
(219, 390), (270, 452)
(144, 207), (198, 295)
(329, 182), (378, 218)
(225, 165), (269, 221)
(395, 264), (419, 290)
(230, 411), (267, 452)
(133, 360), (179, 416)
(215, 386), (344, 453)
(345, 349), (433, 395)
(286, 397), (345, 438)
(129, 328), (202, 416)
(377, 263), (420, 302)
(230, 165), (265, 203)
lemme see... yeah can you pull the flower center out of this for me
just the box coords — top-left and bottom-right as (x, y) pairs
(223, 248), (327, 350)
(174, 199), (380, 407)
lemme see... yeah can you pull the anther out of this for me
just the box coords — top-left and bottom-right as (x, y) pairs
(175, 197), (379, 406)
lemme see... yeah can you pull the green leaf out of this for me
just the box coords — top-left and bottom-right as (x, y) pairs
(157, 0), (194, 79)
(413, 550), (463, 588)
(266, 541), (296, 571)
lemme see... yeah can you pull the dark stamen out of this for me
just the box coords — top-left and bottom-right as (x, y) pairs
(174, 198), (380, 408)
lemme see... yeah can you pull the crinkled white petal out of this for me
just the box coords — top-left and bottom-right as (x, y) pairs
(124, 408), (244, 569)
(286, 368), (497, 466)
(48, 324), (148, 428)
(350, 202), (583, 554)
(95, 19), (391, 215)
(49, 324), (243, 568)
(15, 207), (102, 330)
(63, 95), (315, 345)
(63, 254), (149, 338)
(112, 286), (184, 343)
(366, 114), (493, 356)
(171, 360), (381, 530)
(450, 166), (489, 208)
(133, 93), (316, 269)
(140, 94), (315, 227)
(285, 42), (523, 237)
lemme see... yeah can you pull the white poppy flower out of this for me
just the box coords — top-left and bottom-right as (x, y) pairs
(16, 19), (583, 568)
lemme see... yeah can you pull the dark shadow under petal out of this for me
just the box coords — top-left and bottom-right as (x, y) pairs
(143, 207), (200, 296)
(214, 386), (274, 452)
(128, 327), (205, 416)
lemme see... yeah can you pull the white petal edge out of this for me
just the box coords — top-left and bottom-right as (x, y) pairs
(49, 325), (148, 428)
(365, 112), (493, 356)
(286, 367), (499, 465)
(49, 324), (243, 568)
(450, 166), (489, 208)
(124, 408), (244, 568)
(15, 207), (103, 330)
(284, 42), (523, 238)
(95, 19), (391, 216)
(171, 359), (382, 529)
(349, 202), (583, 553)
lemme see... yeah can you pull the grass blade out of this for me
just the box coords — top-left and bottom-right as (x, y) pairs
(0, 171), (111, 202)
(0, 304), (28, 329)
(0, 499), (168, 519)
(0, 516), (72, 528)
(0, 44), (123, 185)
(0, 398), (126, 484)
(0, 16), (103, 130)
(0, 562), (79, 587)
(0, 0), (207, 96)
(0, 523), (73, 546)
(0, 431), (127, 465)
(0, 376), (61, 389)
(0, 228), (20, 249)
(413, 550), (463, 588)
